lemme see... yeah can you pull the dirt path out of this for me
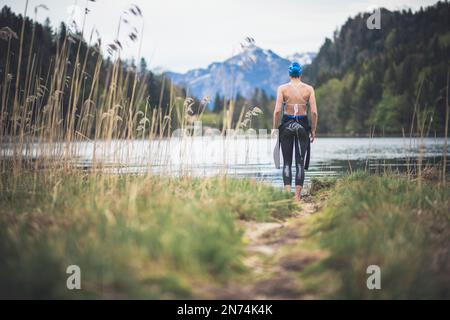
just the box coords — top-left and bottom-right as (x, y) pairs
(196, 194), (327, 299)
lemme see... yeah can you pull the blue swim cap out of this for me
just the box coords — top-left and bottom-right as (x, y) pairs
(288, 62), (302, 77)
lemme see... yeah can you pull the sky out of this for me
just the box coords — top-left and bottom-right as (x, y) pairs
(1, 0), (441, 73)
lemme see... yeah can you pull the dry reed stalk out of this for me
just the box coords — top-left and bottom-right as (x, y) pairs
(443, 67), (449, 186)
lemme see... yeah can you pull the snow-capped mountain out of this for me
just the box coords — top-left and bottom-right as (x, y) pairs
(164, 46), (316, 101)
(151, 66), (168, 75)
(285, 52), (317, 66)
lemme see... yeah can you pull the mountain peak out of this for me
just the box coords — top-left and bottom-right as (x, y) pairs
(226, 45), (280, 65)
(285, 52), (317, 65)
(165, 48), (316, 102)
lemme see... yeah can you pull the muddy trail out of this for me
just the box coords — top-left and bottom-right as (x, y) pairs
(196, 194), (329, 299)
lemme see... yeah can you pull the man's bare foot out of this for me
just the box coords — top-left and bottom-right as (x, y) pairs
(284, 185), (291, 193)
(295, 186), (302, 201)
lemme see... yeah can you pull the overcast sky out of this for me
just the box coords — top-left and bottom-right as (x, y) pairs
(1, 0), (440, 73)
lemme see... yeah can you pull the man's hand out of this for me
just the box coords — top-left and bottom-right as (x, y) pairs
(310, 130), (316, 143)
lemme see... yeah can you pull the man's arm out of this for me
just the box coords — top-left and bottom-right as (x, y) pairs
(309, 87), (318, 142)
(272, 86), (283, 131)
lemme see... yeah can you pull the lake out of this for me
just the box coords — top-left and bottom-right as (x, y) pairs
(2, 136), (448, 190)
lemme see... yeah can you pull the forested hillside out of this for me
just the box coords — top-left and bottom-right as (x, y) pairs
(304, 1), (450, 135)
(0, 6), (178, 138)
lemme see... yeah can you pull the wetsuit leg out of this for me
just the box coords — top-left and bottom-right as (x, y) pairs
(280, 129), (294, 186)
(294, 125), (309, 186)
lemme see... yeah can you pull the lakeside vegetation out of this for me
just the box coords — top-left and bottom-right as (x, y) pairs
(299, 172), (450, 299)
(0, 172), (295, 299)
(1, 170), (448, 299)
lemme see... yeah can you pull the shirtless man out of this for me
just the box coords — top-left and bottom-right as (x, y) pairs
(272, 62), (318, 201)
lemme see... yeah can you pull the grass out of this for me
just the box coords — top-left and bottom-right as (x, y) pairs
(1, 169), (449, 299)
(300, 172), (450, 299)
(0, 171), (295, 299)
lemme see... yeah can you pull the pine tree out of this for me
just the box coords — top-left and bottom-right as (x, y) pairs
(139, 57), (147, 75)
(213, 93), (222, 113)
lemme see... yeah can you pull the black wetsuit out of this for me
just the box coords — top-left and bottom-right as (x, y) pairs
(278, 114), (310, 187)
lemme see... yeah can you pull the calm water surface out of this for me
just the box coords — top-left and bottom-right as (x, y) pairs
(3, 137), (448, 190)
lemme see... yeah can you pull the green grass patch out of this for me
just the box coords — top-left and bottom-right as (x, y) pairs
(301, 172), (450, 299)
(0, 173), (295, 299)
